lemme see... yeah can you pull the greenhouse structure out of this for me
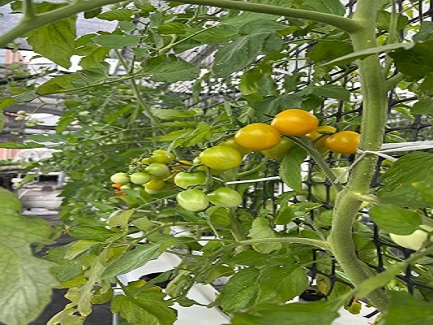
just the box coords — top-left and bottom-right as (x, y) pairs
(1, 1), (433, 324)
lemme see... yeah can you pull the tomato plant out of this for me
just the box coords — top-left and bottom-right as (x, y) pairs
(271, 109), (319, 136)
(1, 1), (433, 325)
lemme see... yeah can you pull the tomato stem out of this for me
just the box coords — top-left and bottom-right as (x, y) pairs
(328, 0), (390, 311)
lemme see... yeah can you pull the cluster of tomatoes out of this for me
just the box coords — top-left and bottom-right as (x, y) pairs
(234, 108), (361, 155)
(109, 149), (243, 211)
(110, 109), (361, 211)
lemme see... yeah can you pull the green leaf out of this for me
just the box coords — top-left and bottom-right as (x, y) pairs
(111, 288), (177, 325)
(356, 264), (403, 299)
(413, 21), (433, 42)
(108, 209), (135, 229)
(102, 243), (162, 279)
(68, 226), (119, 241)
(257, 266), (309, 303)
(37, 74), (82, 95)
(97, 9), (133, 21)
(142, 54), (200, 82)
(213, 32), (283, 77)
(192, 25), (237, 44)
(27, 9), (76, 68)
(252, 94), (303, 122)
(0, 189), (58, 325)
(171, 122), (212, 149)
(93, 34), (140, 49)
(323, 42), (414, 67)
(230, 300), (340, 325)
(412, 99), (433, 115)
(381, 291), (433, 325)
(301, 85), (351, 101)
(248, 217), (282, 253)
(56, 110), (78, 134)
(296, 0), (345, 16)
(0, 142), (45, 149)
(378, 152), (433, 208)
(369, 204), (421, 235)
(309, 40), (353, 64)
(157, 22), (187, 34)
(0, 97), (16, 109)
(151, 108), (197, 120)
(412, 174), (433, 206)
(389, 39), (433, 78)
(219, 268), (260, 312)
(279, 145), (307, 193)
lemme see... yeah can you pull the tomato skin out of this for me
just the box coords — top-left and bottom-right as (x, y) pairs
(176, 189), (209, 211)
(324, 131), (360, 154)
(271, 109), (319, 136)
(174, 172), (207, 189)
(207, 187), (243, 208)
(390, 225), (433, 250)
(261, 137), (294, 159)
(144, 178), (165, 194)
(130, 172), (152, 185)
(145, 163), (171, 177)
(199, 146), (242, 170)
(150, 150), (175, 164)
(305, 125), (337, 148)
(234, 123), (281, 150)
(220, 137), (252, 156)
(110, 172), (130, 185)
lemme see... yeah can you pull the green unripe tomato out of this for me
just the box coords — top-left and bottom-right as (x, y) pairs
(145, 163), (170, 177)
(390, 225), (433, 250)
(310, 167), (348, 204)
(261, 137), (294, 159)
(176, 189), (209, 211)
(174, 171), (207, 189)
(150, 150), (175, 164)
(110, 172), (130, 185)
(207, 187), (243, 208)
(199, 146), (242, 170)
(130, 172), (152, 185)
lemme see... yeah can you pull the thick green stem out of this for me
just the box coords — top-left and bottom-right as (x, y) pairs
(173, 0), (362, 33)
(328, 1), (389, 311)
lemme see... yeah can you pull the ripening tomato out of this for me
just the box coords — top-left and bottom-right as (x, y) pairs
(112, 183), (123, 190)
(199, 146), (242, 170)
(130, 172), (152, 185)
(234, 123), (281, 150)
(324, 131), (360, 154)
(305, 125), (337, 148)
(144, 178), (165, 194)
(271, 109), (319, 136)
(110, 172), (130, 185)
(150, 150), (175, 164)
(174, 171), (207, 189)
(261, 137), (294, 159)
(207, 187), (243, 208)
(220, 137), (253, 156)
(176, 189), (209, 211)
(145, 163), (171, 177)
